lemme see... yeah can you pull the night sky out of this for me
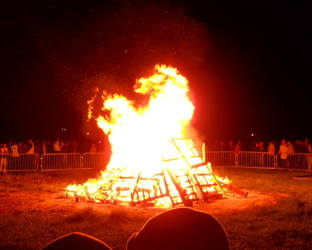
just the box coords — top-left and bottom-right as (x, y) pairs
(1, 0), (311, 142)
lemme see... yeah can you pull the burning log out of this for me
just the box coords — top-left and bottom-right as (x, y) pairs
(219, 182), (248, 198)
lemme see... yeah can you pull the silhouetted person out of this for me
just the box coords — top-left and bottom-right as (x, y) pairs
(268, 142), (276, 167)
(53, 138), (63, 153)
(10, 142), (19, 157)
(127, 207), (230, 250)
(42, 232), (111, 250)
(258, 141), (265, 166)
(26, 139), (35, 154)
(286, 141), (295, 168)
(0, 143), (9, 174)
(279, 139), (288, 168)
(303, 138), (312, 170)
(234, 141), (240, 166)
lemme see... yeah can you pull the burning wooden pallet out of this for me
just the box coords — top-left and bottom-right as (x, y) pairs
(66, 138), (247, 207)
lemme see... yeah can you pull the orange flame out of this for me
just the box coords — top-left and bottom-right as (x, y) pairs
(66, 65), (231, 207)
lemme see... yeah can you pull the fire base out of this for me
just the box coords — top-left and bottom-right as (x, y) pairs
(66, 139), (247, 207)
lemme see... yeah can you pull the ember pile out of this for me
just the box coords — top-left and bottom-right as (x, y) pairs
(65, 65), (246, 207)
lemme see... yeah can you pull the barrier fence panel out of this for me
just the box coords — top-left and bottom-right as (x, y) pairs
(237, 152), (273, 169)
(286, 153), (312, 171)
(41, 153), (81, 171)
(0, 153), (39, 171)
(205, 151), (312, 171)
(82, 153), (107, 169)
(205, 151), (234, 166)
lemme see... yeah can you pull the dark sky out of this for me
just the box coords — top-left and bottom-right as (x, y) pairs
(0, 0), (311, 141)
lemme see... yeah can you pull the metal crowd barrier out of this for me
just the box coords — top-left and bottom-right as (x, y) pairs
(82, 153), (106, 169)
(0, 153), (39, 172)
(205, 151), (235, 167)
(1, 152), (312, 172)
(206, 151), (312, 171)
(41, 153), (108, 171)
(41, 153), (81, 171)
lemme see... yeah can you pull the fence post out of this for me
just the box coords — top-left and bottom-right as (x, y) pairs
(39, 154), (43, 172)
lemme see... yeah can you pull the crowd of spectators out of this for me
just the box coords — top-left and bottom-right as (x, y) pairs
(205, 138), (312, 154)
(1, 138), (312, 156)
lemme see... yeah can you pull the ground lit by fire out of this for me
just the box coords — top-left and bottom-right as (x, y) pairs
(66, 65), (235, 207)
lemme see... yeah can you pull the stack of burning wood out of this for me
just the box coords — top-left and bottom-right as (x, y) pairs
(66, 138), (247, 207)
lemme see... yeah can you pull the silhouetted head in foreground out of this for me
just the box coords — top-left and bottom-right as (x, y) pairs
(127, 207), (230, 250)
(42, 232), (111, 250)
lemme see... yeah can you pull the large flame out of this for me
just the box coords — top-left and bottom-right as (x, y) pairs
(98, 65), (194, 174)
(66, 65), (231, 207)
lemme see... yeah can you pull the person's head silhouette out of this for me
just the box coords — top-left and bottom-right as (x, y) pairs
(42, 232), (111, 250)
(127, 207), (230, 250)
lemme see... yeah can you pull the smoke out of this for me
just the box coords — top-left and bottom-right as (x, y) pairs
(38, 1), (210, 137)
(51, 3), (208, 94)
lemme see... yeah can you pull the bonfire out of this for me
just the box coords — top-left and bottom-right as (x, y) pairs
(66, 65), (246, 207)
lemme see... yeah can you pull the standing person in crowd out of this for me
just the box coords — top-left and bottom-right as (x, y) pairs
(10, 142), (19, 157)
(251, 141), (258, 151)
(62, 142), (70, 153)
(46, 140), (53, 153)
(42, 141), (47, 154)
(53, 138), (63, 153)
(0, 144), (9, 174)
(278, 139), (288, 168)
(294, 140), (306, 169)
(258, 141), (265, 166)
(294, 140), (303, 152)
(258, 141), (265, 152)
(286, 141), (295, 168)
(303, 139), (312, 170)
(26, 139), (35, 154)
(9, 142), (19, 171)
(234, 141), (240, 167)
(26, 139), (39, 170)
(18, 141), (26, 153)
(267, 142), (276, 167)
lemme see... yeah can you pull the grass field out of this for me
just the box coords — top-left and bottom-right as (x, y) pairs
(0, 167), (312, 249)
